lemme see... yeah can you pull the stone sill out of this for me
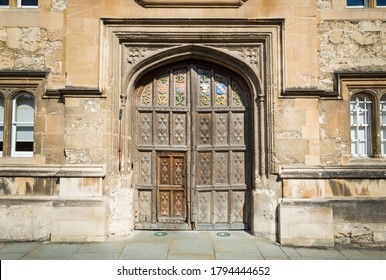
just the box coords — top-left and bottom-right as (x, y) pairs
(279, 165), (386, 179)
(135, 0), (248, 8)
(281, 197), (386, 205)
(44, 88), (105, 99)
(0, 164), (106, 178)
(0, 196), (104, 202)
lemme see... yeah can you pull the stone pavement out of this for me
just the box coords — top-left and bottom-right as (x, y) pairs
(0, 231), (385, 260)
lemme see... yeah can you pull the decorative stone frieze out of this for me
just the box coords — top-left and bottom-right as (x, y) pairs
(126, 47), (147, 64)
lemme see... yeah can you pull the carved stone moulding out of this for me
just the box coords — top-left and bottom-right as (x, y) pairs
(135, 0), (248, 8)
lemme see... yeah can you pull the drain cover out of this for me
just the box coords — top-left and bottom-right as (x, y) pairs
(154, 232), (167, 237)
(217, 232), (231, 237)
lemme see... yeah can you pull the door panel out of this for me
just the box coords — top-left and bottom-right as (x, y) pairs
(157, 153), (186, 223)
(135, 62), (250, 230)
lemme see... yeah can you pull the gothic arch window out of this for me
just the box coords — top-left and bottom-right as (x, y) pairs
(11, 92), (35, 157)
(350, 93), (373, 157)
(350, 90), (386, 158)
(0, 90), (35, 157)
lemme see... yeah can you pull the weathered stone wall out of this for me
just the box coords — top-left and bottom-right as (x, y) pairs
(317, 0), (332, 10)
(0, 27), (63, 85)
(64, 98), (108, 164)
(279, 199), (386, 247)
(284, 179), (386, 199)
(253, 177), (281, 240)
(319, 20), (386, 90)
(333, 200), (386, 247)
(0, 202), (52, 241)
(274, 99), (321, 166)
(319, 99), (351, 165)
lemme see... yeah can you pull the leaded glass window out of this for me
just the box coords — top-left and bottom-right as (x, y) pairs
(350, 95), (372, 157)
(381, 95), (386, 156)
(12, 93), (34, 156)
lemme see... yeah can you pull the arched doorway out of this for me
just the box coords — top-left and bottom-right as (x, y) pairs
(134, 61), (253, 230)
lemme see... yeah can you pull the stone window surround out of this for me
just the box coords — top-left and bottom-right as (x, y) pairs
(349, 89), (386, 159)
(279, 73), (386, 181)
(0, 71), (45, 159)
(338, 74), (386, 161)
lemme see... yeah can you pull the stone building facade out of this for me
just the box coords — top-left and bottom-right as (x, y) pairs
(0, 0), (385, 246)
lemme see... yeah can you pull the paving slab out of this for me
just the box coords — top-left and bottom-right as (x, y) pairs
(215, 252), (265, 260)
(254, 240), (289, 259)
(213, 240), (259, 254)
(0, 242), (41, 253)
(358, 249), (386, 260)
(0, 252), (28, 260)
(169, 239), (214, 257)
(280, 246), (303, 260)
(171, 231), (212, 240)
(337, 248), (371, 260)
(118, 242), (169, 260)
(294, 247), (348, 259)
(70, 253), (120, 260)
(167, 254), (215, 260)
(21, 243), (81, 260)
(78, 241), (127, 254)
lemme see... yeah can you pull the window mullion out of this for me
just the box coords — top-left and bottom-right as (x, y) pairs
(373, 97), (382, 158)
(2, 98), (13, 156)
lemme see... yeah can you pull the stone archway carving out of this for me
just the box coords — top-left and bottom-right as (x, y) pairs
(101, 18), (284, 234)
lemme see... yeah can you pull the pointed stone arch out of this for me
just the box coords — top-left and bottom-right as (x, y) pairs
(101, 18), (284, 236)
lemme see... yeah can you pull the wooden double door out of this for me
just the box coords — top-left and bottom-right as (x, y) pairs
(134, 61), (251, 230)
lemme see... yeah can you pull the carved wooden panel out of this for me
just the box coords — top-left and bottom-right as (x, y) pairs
(213, 191), (229, 224)
(157, 74), (169, 106)
(213, 152), (229, 185)
(196, 152), (212, 186)
(155, 113), (169, 145)
(231, 152), (245, 185)
(214, 113), (229, 145)
(138, 113), (153, 145)
(139, 82), (153, 106)
(157, 153), (186, 223)
(138, 191), (152, 222)
(173, 69), (187, 107)
(138, 152), (152, 185)
(197, 113), (212, 145)
(231, 191), (246, 224)
(197, 192), (211, 224)
(172, 113), (187, 146)
(214, 74), (228, 107)
(231, 113), (244, 145)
